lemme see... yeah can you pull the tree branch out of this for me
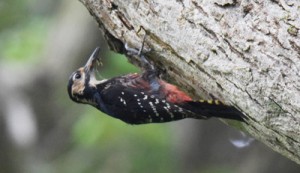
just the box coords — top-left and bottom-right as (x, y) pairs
(79, 0), (300, 164)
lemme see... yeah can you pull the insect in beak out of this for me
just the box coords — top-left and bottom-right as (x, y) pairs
(84, 47), (100, 75)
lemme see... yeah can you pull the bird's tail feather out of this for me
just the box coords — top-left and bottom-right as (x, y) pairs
(181, 100), (246, 122)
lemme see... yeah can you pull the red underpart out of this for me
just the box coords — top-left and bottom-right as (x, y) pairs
(126, 73), (192, 103)
(159, 80), (192, 104)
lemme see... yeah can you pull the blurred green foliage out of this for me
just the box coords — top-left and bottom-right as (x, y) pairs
(101, 51), (140, 77)
(0, 0), (28, 30)
(0, 19), (48, 62)
(0, 0), (56, 63)
(71, 109), (175, 173)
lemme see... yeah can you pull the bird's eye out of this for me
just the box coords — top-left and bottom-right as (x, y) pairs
(75, 73), (81, 79)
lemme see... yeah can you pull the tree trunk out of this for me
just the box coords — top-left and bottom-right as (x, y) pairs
(79, 0), (300, 164)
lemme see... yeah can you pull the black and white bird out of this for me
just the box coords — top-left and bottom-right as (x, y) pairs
(67, 38), (246, 124)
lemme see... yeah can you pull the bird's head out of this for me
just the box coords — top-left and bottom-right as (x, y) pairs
(67, 47), (101, 105)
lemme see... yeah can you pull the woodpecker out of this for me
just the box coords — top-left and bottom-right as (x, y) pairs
(67, 38), (246, 124)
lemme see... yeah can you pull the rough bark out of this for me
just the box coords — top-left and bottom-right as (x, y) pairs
(79, 0), (300, 164)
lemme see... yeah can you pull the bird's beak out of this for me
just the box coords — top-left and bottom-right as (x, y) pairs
(84, 47), (100, 74)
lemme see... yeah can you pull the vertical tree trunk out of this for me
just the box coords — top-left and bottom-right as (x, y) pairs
(80, 0), (300, 164)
